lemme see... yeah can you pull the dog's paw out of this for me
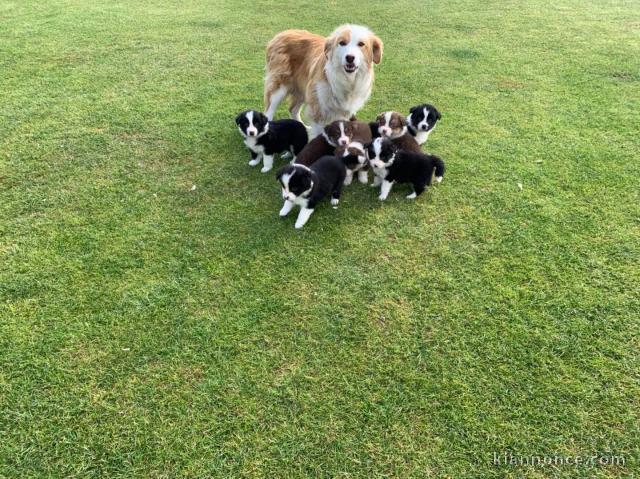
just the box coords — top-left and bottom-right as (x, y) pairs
(294, 222), (305, 229)
(248, 159), (260, 166)
(435, 176), (443, 183)
(378, 195), (387, 201)
(406, 192), (417, 199)
(330, 198), (339, 206)
(281, 151), (293, 159)
(260, 166), (272, 173)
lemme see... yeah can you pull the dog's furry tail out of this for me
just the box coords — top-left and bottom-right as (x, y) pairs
(432, 156), (445, 183)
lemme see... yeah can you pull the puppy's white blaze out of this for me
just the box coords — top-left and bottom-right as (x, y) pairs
(338, 122), (349, 145)
(379, 111), (392, 136)
(417, 107), (429, 130)
(246, 110), (258, 136)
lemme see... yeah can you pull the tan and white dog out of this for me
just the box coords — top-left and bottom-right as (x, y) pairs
(264, 24), (383, 138)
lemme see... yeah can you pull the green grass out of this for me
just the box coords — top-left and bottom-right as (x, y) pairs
(1, 0), (639, 477)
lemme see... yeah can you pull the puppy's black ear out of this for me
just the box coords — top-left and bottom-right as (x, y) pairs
(255, 111), (268, 124)
(235, 112), (244, 125)
(434, 108), (442, 121)
(409, 105), (419, 116)
(275, 165), (286, 181)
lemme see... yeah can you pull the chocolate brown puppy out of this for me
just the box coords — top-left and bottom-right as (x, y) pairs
(374, 111), (422, 154)
(294, 135), (335, 166)
(323, 120), (373, 148)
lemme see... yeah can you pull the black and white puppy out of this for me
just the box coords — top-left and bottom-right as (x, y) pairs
(276, 156), (346, 229)
(235, 110), (308, 173)
(407, 104), (441, 145)
(336, 141), (369, 185)
(366, 137), (445, 201)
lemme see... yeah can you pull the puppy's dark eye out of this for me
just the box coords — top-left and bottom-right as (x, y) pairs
(339, 40), (347, 46)
(358, 41), (365, 47)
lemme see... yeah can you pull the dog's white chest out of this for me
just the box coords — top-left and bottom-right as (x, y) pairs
(243, 137), (264, 154)
(319, 69), (373, 118)
(293, 196), (309, 208)
(372, 166), (388, 179)
(414, 130), (430, 145)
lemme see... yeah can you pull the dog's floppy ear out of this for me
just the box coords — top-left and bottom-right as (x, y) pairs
(397, 114), (407, 127)
(371, 35), (383, 64)
(434, 108), (442, 121)
(235, 112), (244, 125)
(324, 35), (335, 59)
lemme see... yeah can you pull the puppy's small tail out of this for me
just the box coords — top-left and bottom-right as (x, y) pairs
(433, 156), (445, 183)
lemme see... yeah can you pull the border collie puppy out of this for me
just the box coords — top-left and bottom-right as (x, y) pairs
(374, 111), (422, 153)
(322, 119), (373, 148)
(276, 156), (346, 229)
(294, 135), (335, 166)
(366, 138), (445, 201)
(336, 141), (369, 185)
(235, 110), (308, 173)
(407, 104), (441, 145)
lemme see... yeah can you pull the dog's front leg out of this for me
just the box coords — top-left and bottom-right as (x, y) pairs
(248, 151), (261, 167)
(261, 154), (274, 173)
(378, 180), (393, 201)
(343, 170), (353, 185)
(294, 207), (314, 229)
(279, 200), (295, 217)
(357, 170), (368, 184)
(371, 175), (382, 187)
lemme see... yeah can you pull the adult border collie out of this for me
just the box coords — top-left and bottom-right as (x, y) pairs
(264, 24), (383, 138)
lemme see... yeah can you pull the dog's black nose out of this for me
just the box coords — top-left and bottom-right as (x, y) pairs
(345, 55), (355, 64)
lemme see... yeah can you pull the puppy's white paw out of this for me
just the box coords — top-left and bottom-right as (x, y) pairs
(331, 198), (339, 206)
(260, 166), (272, 173)
(281, 151), (293, 159)
(358, 172), (368, 184)
(248, 159), (260, 166)
(378, 195), (387, 201)
(294, 222), (305, 229)
(406, 192), (417, 199)
(435, 176), (443, 183)
(343, 176), (353, 186)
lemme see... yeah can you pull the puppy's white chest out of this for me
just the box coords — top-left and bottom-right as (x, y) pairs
(244, 137), (264, 154)
(372, 166), (388, 178)
(414, 130), (430, 145)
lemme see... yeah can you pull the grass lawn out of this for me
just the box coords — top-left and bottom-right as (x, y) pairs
(1, 0), (639, 477)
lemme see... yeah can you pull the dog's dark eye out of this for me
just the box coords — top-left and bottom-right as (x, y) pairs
(339, 40), (347, 46)
(358, 41), (365, 47)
